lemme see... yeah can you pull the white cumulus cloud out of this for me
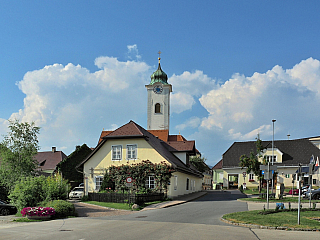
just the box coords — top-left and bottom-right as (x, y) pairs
(199, 57), (320, 141)
(7, 54), (151, 153)
(169, 70), (217, 113)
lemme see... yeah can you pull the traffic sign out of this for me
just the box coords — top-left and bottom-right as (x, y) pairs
(126, 177), (133, 183)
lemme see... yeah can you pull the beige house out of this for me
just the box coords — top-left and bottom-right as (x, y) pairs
(221, 138), (320, 189)
(77, 121), (203, 199)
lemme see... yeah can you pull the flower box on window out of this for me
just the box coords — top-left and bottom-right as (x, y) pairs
(249, 179), (255, 182)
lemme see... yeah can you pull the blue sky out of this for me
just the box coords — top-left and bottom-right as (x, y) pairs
(1, 1), (320, 166)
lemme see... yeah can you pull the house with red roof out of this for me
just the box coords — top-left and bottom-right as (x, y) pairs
(77, 120), (203, 198)
(77, 57), (203, 198)
(34, 147), (67, 175)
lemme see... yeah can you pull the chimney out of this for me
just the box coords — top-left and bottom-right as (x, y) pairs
(52, 147), (56, 152)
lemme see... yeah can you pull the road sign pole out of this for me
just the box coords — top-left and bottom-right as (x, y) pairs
(267, 162), (270, 209)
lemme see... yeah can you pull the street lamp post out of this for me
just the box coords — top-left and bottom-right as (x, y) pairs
(271, 119), (276, 194)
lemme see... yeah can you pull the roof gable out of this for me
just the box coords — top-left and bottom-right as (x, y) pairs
(78, 120), (202, 177)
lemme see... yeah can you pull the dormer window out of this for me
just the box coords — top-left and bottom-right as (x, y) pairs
(266, 155), (277, 163)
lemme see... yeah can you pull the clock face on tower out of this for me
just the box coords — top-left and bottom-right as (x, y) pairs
(153, 85), (163, 94)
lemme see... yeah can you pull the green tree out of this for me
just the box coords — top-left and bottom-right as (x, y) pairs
(239, 136), (264, 192)
(56, 144), (92, 184)
(9, 174), (70, 210)
(189, 155), (209, 173)
(0, 119), (40, 195)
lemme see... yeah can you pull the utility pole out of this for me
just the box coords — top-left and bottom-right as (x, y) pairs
(298, 164), (301, 225)
(271, 119), (276, 195)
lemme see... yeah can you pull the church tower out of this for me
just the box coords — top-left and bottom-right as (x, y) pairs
(146, 53), (172, 130)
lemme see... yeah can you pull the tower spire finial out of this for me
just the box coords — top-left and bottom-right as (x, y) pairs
(158, 50), (161, 64)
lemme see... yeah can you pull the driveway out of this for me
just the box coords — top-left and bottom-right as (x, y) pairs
(73, 202), (134, 217)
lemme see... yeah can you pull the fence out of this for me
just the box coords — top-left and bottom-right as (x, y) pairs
(88, 192), (165, 204)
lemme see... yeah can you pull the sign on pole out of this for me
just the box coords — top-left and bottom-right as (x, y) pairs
(126, 177), (133, 187)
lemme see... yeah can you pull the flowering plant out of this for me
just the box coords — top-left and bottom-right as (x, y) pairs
(21, 207), (56, 217)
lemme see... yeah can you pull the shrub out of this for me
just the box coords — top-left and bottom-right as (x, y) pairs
(43, 200), (76, 218)
(9, 176), (46, 210)
(45, 174), (69, 201)
(8, 174), (70, 210)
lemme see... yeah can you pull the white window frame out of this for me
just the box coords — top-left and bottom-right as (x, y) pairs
(112, 145), (122, 160)
(146, 175), (155, 189)
(95, 175), (104, 191)
(174, 175), (178, 191)
(266, 155), (277, 163)
(249, 173), (254, 181)
(127, 144), (137, 160)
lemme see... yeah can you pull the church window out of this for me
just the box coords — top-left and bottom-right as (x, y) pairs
(155, 103), (161, 113)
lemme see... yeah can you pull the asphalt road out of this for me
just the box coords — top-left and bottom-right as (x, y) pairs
(1, 190), (320, 240)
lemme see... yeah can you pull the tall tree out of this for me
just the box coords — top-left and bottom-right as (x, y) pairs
(239, 136), (264, 192)
(0, 119), (40, 194)
(56, 144), (92, 185)
(189, 155), (209, 173)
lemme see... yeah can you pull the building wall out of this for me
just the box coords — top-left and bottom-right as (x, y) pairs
(223, 167), (320, 189)
(212, 169), (224, 189)
(168, 171), (202, 198)
(83, 137), (202, 198)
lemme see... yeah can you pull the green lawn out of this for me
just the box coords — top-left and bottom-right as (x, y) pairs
(82, 201), (134, 210)
(223, 210), (320, 230)
(81, 200), (166, 211)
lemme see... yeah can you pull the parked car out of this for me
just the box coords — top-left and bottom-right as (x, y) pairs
(305, 188), (320, 200)
(288, 189), (299, 195)
(0, 199), (17, 216)
(302, 184), (310, 194)
(69, 187), (84, 199)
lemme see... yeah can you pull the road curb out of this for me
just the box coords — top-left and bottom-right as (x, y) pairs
(220, 217), (320, 232)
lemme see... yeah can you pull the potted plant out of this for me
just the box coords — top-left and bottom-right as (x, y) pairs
(21, 207), (56, 220)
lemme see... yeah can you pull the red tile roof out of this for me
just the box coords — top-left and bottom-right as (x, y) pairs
(98, 131), (113, 144)
(79, 121), (202, 178)
(166, 141), (195, 152)
(212, 159), (223, 169)
(34, 149), (67, 172)
(148, 130), (169, 142)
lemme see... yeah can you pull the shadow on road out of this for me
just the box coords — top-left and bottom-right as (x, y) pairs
(193, 190), (248, 202)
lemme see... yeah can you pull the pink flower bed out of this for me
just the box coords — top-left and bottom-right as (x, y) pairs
(21, 207), (56, 217)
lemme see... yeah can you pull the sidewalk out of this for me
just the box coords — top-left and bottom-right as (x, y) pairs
(141, 191), (207, 211)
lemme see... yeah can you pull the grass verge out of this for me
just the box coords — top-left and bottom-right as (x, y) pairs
(82, 200), (168, 211)
(223, 209), (320, 230)
(82, 201), (133, 210)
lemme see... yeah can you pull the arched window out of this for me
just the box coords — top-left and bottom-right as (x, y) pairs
(155, 103), (161, 113)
